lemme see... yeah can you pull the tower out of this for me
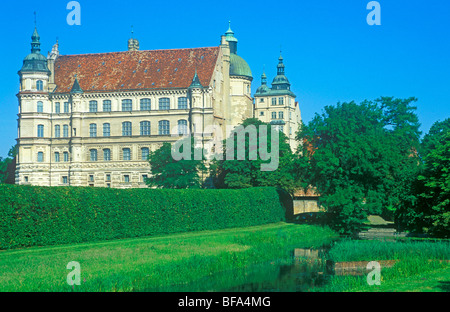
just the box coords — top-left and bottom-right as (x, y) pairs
(224, 23), (253, 127)
(254, 52), (301, 152)
(16, 26), (52, 185)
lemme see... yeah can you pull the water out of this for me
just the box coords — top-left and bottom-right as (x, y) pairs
(147, 248), (332, 292)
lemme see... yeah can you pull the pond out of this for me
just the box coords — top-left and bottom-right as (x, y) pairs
(146, 247), (333, 292)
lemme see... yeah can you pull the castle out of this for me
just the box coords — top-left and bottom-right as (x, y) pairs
(15, 24), (301, 188)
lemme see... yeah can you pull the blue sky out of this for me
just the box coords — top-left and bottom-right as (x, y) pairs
(0, 0), (449, 157)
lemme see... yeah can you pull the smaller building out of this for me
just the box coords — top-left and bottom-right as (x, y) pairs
(254, 53), (301, 152)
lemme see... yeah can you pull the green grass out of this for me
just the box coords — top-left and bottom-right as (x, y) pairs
(318, 239), (450, 292)
(0, 222), (337, 292)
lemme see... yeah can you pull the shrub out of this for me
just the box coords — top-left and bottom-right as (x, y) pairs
(0, 185), (285, 250)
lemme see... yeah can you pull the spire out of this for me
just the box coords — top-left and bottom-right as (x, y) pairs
(188, 68), (203, 90)
(70, 77), (83, 94)
(261, 65), (267, 85)
(31, 27), (41, 54)
(277, 50), (285, 75)
(128, 26), (140, 51)
(224, 21), (238, 54)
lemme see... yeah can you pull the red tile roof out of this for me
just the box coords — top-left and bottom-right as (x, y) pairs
(53, 47), (220, 93)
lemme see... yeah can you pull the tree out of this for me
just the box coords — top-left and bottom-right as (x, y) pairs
(211, 118), (303, 195)
(0, 145), (17, 184)
(420, 118), (450, 159)
(416, 133), (450, 237)
(297, 97), (421, 234)
(146, 138), (206, 189)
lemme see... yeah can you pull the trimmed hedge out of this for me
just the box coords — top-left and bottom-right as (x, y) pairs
(0, 185), (285, 250)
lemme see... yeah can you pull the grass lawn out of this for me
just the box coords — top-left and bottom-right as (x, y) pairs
(320, 239), (450, 292)
(0, 222), (337, 292)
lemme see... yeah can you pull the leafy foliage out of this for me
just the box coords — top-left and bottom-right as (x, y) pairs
(0, 185), (285, 250)
(297, 97), (421, 234)
(211, 118), (304, 195)
(146, 138), (206, 189)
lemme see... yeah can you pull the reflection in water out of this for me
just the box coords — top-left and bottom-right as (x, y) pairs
(146, 248), (332, 292)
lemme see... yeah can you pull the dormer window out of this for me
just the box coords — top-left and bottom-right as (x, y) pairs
(36, 80), (43, 91)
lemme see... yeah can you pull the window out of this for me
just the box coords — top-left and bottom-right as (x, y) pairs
(24, 176), (29, 183)
(105, 174), (111, 182)
(89, 101), (98, 112)
(140, 121), (151, 136)
(279, 97), (284, 105)
(159, 98), (170, 110)
(178, 97), (188, 109)
(103, 149), (111, 161)
(122, 99), (132, 111)
(140, 98), (151, 111)
(89, 124), (97, 137)
(55, 152), (60, 163)
(63, 125), (69, 138)
(62, 176), (68, 184)
(55, 125), (60, 138)
(260, 98), (264, 102)
(37, 152), (44, 162)
(158, 120), (170, 135)
(142, 174), (148, 182)
(141, 147), (149, 160)
(122, 122), (132, 136)
(279, 111), (284, 119)
(123, 148), (131, 161)
(89, 175), (94, 182)
(64, 102), (69, 113)
(37, 101), (43, 113)
(271, 98), (277, 106)
(271, 112), (277, 119)
(55, 102), (60, 114)
(90, 149), (98, 162)
(178, 120), (188, 135)
(103, 100), (111, 112)
(36, 80), (43, 91)
(103, 123), (110, 137)
(124, 175), (130, 183)
(260, 111), (264, 116)
(63, 152), (69, 162)
(106, 183), (111, 188)
(289, 112), (292, 120)
(37, 125), (44, 138)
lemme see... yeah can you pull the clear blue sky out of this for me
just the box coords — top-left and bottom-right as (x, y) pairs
(0, 0), (449, 157)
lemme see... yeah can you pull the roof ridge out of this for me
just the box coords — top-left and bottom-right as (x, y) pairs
(58, 46), (219, 58)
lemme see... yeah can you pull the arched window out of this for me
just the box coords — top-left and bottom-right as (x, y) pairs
(36, 80), (43, 91)
(122, 122), (132, 136)
(178, 120), (188, 135)
(178, 97), (188, 109)
(123, 148), (131, 161)
(103, 123), (110, 137)
(140, 98), (151, 111)
(63, 125), (69, 138)
(90, 149), (98, 161)
(159, 98), (170, 110)
(89, 124), (97, 137)
(89, 100), (98, 112)
(122, 99), (132, 111)
(103, 100), (112, 112)
(37, 101), (43, 113)
(103, 149), (111, 161)
(140, 121), (151, 136)
(141, 147), (150, 160)
(37, 125), (44, 138)
(55, 125), (61, 138)
(158, 120), (170, 135)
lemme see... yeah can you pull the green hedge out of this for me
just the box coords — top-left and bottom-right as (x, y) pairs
(0, 185), (285, 250)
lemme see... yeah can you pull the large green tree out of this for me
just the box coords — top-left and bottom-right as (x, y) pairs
(0, 145), (17, 184)
(297, 97), (421, 234)
(210, 118), (304, 195)
(146, 138), (206, 189)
